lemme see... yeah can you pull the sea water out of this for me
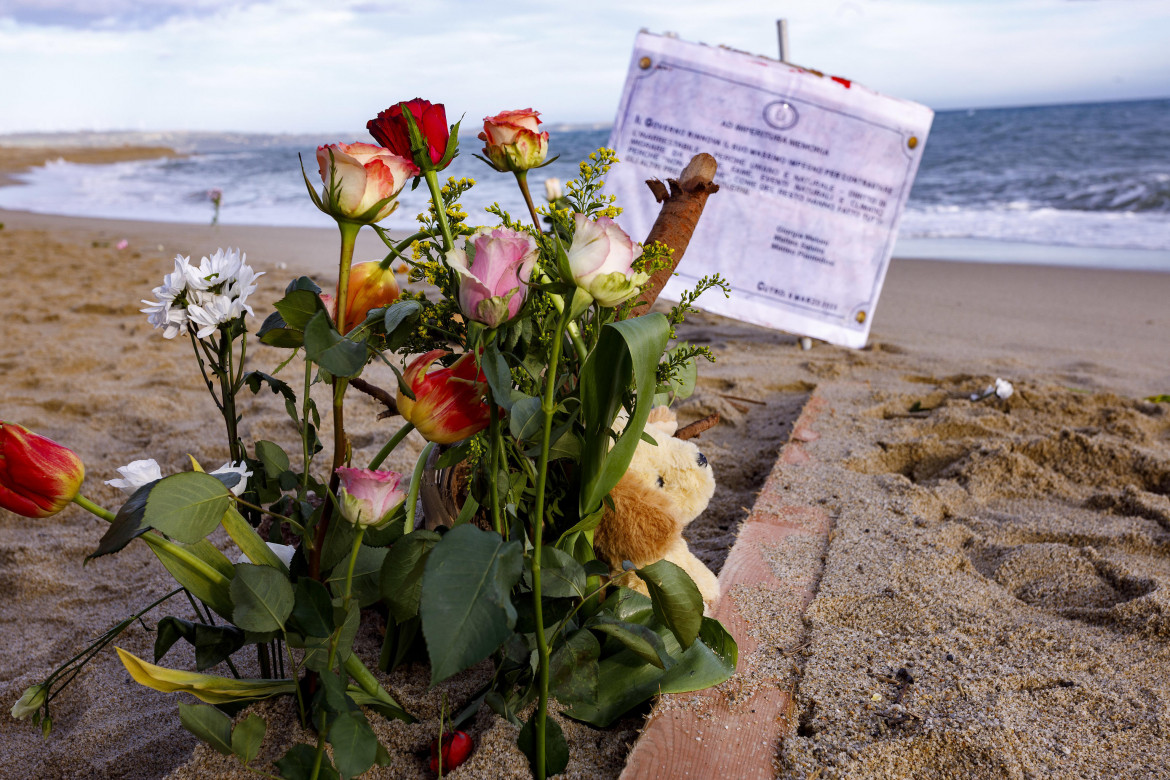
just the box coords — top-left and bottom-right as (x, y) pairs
(1, 99), (1167, 269)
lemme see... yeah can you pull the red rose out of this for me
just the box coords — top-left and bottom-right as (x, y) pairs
(367, 99), (452, 171)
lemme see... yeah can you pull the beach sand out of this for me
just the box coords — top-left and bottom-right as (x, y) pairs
(1, 148), (1169, 778)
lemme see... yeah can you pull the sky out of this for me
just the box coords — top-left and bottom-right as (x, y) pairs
(0, 0), (1168, 134)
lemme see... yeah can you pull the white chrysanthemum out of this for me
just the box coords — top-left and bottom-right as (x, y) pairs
(142, 249), (262, 339)
(196, 248), (245, 289)
(994, 378), (1014, 400)
(187, 292), (244, 338)
(211, 461), (253, 497)
(105, 458), (164, 494)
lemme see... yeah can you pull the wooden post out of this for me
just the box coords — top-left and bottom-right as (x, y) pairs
(628, 153), (719, 318)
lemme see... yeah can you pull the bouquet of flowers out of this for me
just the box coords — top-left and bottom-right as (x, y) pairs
(5, 99), (733, 779)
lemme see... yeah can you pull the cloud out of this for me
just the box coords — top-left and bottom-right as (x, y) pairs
(0, 0), (265, 30)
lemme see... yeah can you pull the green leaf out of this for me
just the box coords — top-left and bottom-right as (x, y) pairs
(481, 341), (514, 410)
(179, 702), (233, 755)
(274, 288), (327, 330)
(327, 710), (378, 780)
(145, 472), (232, 544)
(289, 578), (334, 638)
(549, 629), (600, 704)
(382, 299), (423, 348)
(257, 310), (303, 348)
(578, 313), (670, 516)
(231, 714), (266, 765)
(517, 711), (569, 777)
(141, 535), (235, 620)
(230, 563), (294, 633)
(222, 507), (286, 570)
(636, 559), (703, 649)
(588, 615), (672, 669)
(564, 616), (737, 727)
(320, 513), (359, 572)
(87, 480), (156, 560)
(304, 310), (368, 378)
(154, 617), (249, 671)
(509, 394), (543, 441)
(255, 440), (291, 478)
(299, 601), (358, 671)
(380, 530), (440, 623)
(276, 742), (338, 780)
(526, 546), (585, 599)
(419, 524), (523, 684)
(325, 545), (387, 608)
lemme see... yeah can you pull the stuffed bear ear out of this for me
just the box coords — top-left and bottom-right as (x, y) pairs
(646, 406), (678, 437)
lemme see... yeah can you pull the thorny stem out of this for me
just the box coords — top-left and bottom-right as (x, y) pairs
(488, 402), (504, 536)
(424, 170), (456, 252)
(310, 219), (361, 579)
(515, 171), (543, 234)
(530, 303), (573, 780)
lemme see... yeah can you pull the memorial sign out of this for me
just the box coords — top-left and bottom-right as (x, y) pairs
(606, 32), (934, 348)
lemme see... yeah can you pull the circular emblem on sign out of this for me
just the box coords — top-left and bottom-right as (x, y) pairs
(763, 101), (799, 131)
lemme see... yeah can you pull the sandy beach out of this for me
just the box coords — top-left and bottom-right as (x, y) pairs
(2, 147), (1170, 778)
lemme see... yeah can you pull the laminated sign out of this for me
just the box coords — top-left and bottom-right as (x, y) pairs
(606, 32), (934, 348)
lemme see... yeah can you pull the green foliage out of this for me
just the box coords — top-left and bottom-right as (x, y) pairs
(145, 472), (232, 544)
(419, 525), (523, 684)
(229, 563), (294, 633)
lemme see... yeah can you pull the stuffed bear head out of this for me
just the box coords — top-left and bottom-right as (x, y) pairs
(624, 406), (715, 525)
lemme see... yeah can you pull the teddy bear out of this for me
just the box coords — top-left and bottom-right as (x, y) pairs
(594, 406), (721, 612)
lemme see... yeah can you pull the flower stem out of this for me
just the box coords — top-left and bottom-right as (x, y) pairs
(515, 171), (543, 233)
(368, 422), (414, 470)
(488, 402), (504, 537)
(423, 170), (455, 251)
(530, 304), (573, 780)
(72, 494), (115, 523)
(310, 220), (362, 579)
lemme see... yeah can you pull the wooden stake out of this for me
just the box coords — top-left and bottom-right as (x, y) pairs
(628, 153), (719, 318)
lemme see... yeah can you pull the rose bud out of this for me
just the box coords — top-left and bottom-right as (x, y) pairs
(315, 142), (417, 224)
(333, 260), (401, 334)
(544, 177), (563, 202)
(336, 467), (406, 528)
(479, 109), (549, 173)
(396, 350), (491, 445)
(447, 227), (537, 328)
(429, 730), (473, 774)
(565, 213), (649, 309)
(367, 99), (453, 172)
(0, 422), (85, 518)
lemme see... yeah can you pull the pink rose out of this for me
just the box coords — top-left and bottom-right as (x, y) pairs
(478, 109), (549, 173)
(336, 467), (406, 527)
(565, 213), (649, 308)
(315, 142), (418, 224)
(447, 227), (537, 328)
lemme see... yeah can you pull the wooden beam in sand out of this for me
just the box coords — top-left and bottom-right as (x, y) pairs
(619, 392), (834, 780)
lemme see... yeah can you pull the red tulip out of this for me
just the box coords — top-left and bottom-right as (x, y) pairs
(367, 99), (452, 172)
(397, 350), (491, 445)
(429, 730), (473, 774)
(0, 422), (85, 518)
